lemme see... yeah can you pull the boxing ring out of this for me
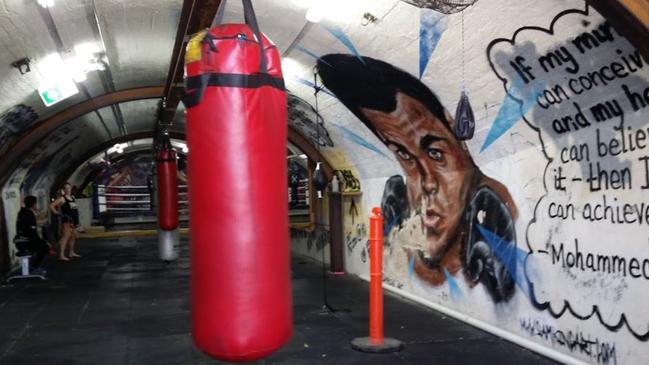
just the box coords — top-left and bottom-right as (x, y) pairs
(94, 184), (188, 227)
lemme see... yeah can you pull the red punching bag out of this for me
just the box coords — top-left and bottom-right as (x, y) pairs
(182, 0), (291, 362)
(157, 148), (179, 231)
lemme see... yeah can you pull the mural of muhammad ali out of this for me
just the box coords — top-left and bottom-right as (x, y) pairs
(318, 54), (518, 302)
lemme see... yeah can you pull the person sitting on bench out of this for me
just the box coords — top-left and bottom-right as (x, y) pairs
(16, 195), (49, 275)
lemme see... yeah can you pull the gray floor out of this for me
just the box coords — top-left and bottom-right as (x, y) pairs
(0, 237), (560, 364)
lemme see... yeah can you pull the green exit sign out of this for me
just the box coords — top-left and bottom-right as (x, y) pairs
(38, 79), (78, 107)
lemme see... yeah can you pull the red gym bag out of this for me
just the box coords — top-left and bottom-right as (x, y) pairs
(182, 0), (291, 362)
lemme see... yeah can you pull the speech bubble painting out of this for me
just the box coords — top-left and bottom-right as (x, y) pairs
(487, 6), (649, 341)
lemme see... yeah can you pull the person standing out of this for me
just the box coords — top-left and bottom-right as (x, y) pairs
(16, 195), (49, 274)
(50, 182), (81, 261)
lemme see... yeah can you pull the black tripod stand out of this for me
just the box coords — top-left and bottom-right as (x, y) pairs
(310, 69), (350, 316)
(316, 197), (337, 315)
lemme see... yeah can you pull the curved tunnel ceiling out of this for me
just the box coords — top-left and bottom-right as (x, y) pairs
(2, 89), (331, 194)
(46, 133), (188, 195)
(0, 1), (178, 122)
(0, 87), (164, 183)
(0, 0), (343, 192)
(1, 0), (648, 194)
(2, 2), (649, 362)
(1, 89), (171, 187)
(63, 136), (189, 191)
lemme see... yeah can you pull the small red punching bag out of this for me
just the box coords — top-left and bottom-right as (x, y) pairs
(156, 148), (179, 231)
(182, 0), (291, 362)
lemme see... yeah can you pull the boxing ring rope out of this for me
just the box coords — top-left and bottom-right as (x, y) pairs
(94, 184), (188, 225)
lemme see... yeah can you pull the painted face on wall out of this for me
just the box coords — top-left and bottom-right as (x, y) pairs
(362, 92), (478, 277)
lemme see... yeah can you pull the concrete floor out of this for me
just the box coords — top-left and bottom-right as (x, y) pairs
(0, 237), (559, 364)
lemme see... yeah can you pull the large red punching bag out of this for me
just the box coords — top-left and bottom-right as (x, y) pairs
(182, 0), (291, 362)
(157, 148), (179, 231)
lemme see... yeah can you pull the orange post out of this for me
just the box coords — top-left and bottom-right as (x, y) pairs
(369, 207), (384, 344)
(350, 207), (402, 353)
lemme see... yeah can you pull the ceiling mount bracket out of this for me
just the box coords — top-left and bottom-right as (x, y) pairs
(11, 58), (31, 75)
(361, 12), (378, 26)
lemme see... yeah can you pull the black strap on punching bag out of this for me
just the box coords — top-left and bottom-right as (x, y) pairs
(181, 0), (269, 108)
(211, 0), (227, 27)
(241, 0), (267, 74)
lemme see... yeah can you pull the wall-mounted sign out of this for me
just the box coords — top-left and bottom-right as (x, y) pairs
(37, 79), (78, 107)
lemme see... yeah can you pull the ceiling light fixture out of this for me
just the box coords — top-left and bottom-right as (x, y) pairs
(36, 42), (106, 106)
(281, 57), (301, 80)
(37, 0), (54, 8)
(64, 58), (88, 82)
(305, 1), (366, 24)
(109, 143), (127, 154)
(305, 2), (326, 23)
(69, 42), (104, 81)
(37, 53), (79, 106)
(74, 43), (101, 62)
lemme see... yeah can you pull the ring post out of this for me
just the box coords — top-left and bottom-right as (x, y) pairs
(351, 207), (403, 353)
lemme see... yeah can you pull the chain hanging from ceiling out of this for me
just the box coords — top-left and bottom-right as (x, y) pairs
(400, 0), (479, 14)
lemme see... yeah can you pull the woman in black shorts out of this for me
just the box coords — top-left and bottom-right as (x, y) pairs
(50, 182), (81, 261)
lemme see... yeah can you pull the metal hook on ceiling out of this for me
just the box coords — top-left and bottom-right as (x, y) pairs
(361, 12), (378, 26)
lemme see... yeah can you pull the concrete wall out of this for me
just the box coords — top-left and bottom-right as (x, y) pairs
(290, 1), (649, 363)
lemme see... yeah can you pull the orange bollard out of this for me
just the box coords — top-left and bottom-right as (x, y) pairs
(351, 207), (403, 353)
(369, 206), (384, 344)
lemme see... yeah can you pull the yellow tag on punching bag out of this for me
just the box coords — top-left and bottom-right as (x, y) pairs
(185, 30), (207, 64)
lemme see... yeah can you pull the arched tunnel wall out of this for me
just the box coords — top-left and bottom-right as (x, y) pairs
(287, 2), (649, 364)
(0, 1), (647, 364)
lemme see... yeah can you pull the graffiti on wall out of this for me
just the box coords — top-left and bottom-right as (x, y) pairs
(8, 125), (77, 188)
(0, 104), (38, 153)
(345, 223), (367, 254)
(344, 223), (369, 264)
(98, 154), (187, 188)
(419, 10), (448, 78)
(487, 6), (649, 341)
(290, 227), (330, 252)
(401, 0), (478, 14)
(318, 54), (520, 303)
(283, 2), (649, 363)
(23, 140), (79, 192)
(288, 93), (334, 148)
(519, 317), (617, 365)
